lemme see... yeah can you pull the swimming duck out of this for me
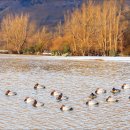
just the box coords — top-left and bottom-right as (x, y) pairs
(121, 83), (130, 89)
(111, 88), (121, 94)
(95, 88), (107, 94)
(60, 105), (73, 111)
(88, 93), (97, 99)
(86, 100), (99, 106)
(32, 100), (44, 107)
(51, 90), (61, 97)
(34, 83), (46, 90)
(24, 97), (35, 103)
(106, 96), (119, 102)
(5, 90), (17, 96)
(56, 93), (63, 100)
(56, 93), (69, 101)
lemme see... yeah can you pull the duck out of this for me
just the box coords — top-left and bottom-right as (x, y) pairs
(88, 93), (97, 99)
(24, 97), (35, 103)
(86, 100), (99, 106)
(56, 93), (63, 101)
(111, 88), (121, 94)
(56, 93), (69, 101)
(95, 88), (107, 94)
(34, 83), (46, 90)
(106, 96), (119, 102)
(121, 83), (130, 89)
(51, 90), (61, 97)
(32, 100), (44, 107)
(60, 105), (73, 111)
(5, 90), (17, 96)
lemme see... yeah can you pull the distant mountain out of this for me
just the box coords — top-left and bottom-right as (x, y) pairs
(0, 0), (83, 27)
(0, 0), (129, 27)
(20, 0), (44, 6)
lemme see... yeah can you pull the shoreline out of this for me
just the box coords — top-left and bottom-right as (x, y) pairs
(0, 54), (130, 62)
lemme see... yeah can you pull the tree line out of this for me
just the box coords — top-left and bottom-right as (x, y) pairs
(0, 0), (129, 56)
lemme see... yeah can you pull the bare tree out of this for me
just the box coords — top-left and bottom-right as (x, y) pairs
(33, 27), (51, 53)
(1, 13), (30, 54)
(61, 0), (127, 56)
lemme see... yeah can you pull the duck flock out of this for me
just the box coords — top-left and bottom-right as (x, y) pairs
(4, 83), (130, 111)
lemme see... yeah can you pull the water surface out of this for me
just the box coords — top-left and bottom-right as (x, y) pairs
(0, 55), (130, 129)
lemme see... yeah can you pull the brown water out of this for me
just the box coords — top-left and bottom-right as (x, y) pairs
(0, 55), (130, 129)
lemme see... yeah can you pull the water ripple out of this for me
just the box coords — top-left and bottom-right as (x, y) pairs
(0, 56), (130, 129)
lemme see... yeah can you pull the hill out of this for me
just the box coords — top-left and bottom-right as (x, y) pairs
(0, 0), (129, 27)
(0, 0), (83, 27)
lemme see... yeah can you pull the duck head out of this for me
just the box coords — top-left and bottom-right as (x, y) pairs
(86, 101), (88, 105)
(121, 83), (126, 89)
(34, 83), (39, 89)
(5, 90), (10, 95)
(106, 96), (111, 101)
(89, 93), (97, 99)
(51, 90), (55, 95)
(24, 97), (29, 102)
(112, 88), (116, 91)
(57, 93), (63, 100)
(60, 105), (65, 110)
(33, 100), (37, 107)
(95, 88), (99, 94)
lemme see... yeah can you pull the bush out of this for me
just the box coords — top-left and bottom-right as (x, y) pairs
(23, 46), (35, 54)
(109, 50), (118, 56)
(122, 45), (130, 56)
(63, 44), (70, 54)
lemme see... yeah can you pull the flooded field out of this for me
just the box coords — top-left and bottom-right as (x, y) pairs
(0, 55), (130, 129)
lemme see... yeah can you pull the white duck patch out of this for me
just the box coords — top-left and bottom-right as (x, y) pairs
(95, 88), (106, 94)
(24, 97), (35, 104)
(86, 100), (99, 106)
